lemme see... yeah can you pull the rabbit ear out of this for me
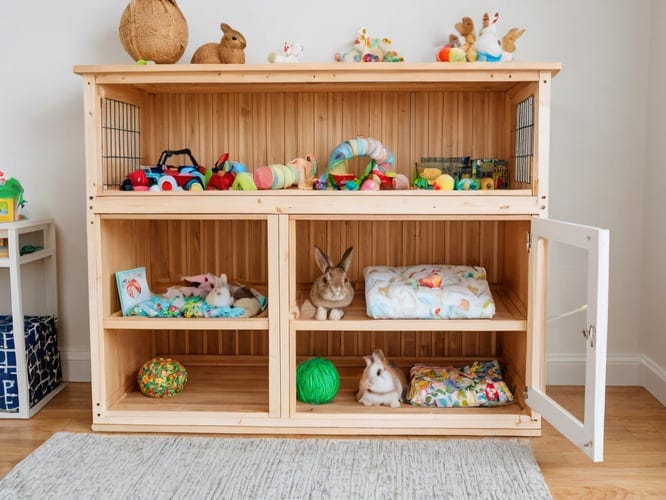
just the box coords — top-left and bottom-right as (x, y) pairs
(364, 355), (372, 367)
(314, 246), (333, 273)
(221, 23), (231, 33)
(213, 274), (227, 288)
(338, 247), (354, 272)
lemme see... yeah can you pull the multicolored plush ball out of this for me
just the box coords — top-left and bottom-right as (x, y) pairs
(296, 357), (340, 404)
(137, 357), (188, 398)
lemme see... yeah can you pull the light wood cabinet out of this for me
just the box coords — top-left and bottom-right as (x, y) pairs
(75, 63), (609, 461)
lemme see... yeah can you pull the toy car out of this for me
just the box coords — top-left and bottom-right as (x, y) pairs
(121, 149), (205, 191)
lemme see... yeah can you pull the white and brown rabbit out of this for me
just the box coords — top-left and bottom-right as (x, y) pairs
(310, 246), (354, 320)
(191, 23), (247, 64)
(357, 348), (407, 408)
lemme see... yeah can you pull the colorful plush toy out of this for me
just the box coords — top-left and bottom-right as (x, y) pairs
(436, 34), (467, 63)
(455, 17), (477, 62)
(163, 272), (219, 299)
(253, 164), (300, 190)
(476, 12), (503, 62)
(335, 27), (404, 63)
(326, 136), (395, 190)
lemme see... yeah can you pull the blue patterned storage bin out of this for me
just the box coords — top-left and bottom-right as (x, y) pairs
(0, 315), (62, 412)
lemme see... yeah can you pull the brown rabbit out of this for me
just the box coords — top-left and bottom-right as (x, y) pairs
(191, 23), (246, 64)
(310, 246), (354, 321)
(357, 349), (407, 408)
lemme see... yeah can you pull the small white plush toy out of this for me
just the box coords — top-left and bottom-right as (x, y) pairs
(268, 42), (303, 63)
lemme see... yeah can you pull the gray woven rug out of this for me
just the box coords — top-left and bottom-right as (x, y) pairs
(0, 432), (550, 499)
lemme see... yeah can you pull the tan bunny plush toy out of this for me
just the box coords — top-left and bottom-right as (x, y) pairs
(357, 348), (408, 408)
(191, 23), (246, 64)
(310, 246), (354, 320)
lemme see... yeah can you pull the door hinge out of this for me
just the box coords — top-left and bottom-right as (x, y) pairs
(526, 232), (533, 253)
(582, 325), (596, 348)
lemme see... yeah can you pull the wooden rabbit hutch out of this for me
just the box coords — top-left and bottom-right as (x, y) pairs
(75, 63), (609, 461)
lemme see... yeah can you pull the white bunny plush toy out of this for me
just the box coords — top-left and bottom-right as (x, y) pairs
(205, 274), (233, 307)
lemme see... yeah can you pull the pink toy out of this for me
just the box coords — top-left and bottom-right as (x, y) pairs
(253, 164), (299, 190)
(163, 272), (218, 299)
(287, 154), (318, 189)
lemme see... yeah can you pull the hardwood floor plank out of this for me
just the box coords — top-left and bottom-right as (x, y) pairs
(1, 384), (664, 498)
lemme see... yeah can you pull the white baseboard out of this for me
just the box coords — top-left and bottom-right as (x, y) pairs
(640, 355), (666, 406)
(546, 353), (642, 386)
(60, 349), (91, 382)
(547, 353), (666, 405)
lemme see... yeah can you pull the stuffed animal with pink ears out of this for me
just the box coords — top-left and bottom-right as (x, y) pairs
(163, 272), (219, 299)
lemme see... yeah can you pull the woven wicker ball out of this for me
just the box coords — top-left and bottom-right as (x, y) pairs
(118, 0), (188, 64)
(137, 357), (188, 398)
(296, 357), (340, 404)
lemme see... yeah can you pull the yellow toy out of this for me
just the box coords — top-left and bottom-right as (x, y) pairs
(433, 174), (455, 190)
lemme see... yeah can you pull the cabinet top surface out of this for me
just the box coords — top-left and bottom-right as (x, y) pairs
(73, 62), (561, 86)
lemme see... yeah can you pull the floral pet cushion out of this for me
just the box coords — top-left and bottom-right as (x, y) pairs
(364, 264), (495, 319)
(407, 360), (514, 407)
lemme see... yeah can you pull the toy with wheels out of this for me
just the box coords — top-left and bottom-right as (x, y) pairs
(121, 148), (206, 191)
(326, 136), (395, 190)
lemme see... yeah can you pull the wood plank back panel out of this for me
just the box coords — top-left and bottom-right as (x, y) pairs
(100, 219), (269, 357)
(145, 91), (507, 181)
(293, 220), (522, 359)
(295, 220), (507, 286)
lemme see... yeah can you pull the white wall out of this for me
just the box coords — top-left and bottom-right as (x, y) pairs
(0, 0), (661, 388)
(641, 0), (666, 403)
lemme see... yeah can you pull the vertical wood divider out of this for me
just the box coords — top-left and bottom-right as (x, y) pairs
(268, 215), (282, 417)
(276, 214), (293, 418)
(83, 76), (106, 415)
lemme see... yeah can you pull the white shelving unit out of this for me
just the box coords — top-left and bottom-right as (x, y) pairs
(0, 218), (65, 418)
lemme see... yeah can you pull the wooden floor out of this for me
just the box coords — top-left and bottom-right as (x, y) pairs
(1, 384), (664, 498)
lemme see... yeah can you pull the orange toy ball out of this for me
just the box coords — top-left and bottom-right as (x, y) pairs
(437, 47), (451, 62)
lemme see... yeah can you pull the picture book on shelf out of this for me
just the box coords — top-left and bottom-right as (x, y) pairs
(115, 266), (151, 316)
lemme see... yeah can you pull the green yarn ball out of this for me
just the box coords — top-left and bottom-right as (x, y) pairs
(137, 357), (188, 398)
(296, 357), (340, 404)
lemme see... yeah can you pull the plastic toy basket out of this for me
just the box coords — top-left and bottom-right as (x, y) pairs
(414, 156), (472, 185)
(415, 157), (509, 189)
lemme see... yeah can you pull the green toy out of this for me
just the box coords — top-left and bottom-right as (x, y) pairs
(231, 172), (257, 190)
(137, 357), (188, 398)
(296, 357), (340, 404)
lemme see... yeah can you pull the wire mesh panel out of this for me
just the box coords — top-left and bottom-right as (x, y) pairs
(102, 99), (141, 189)
(514, 96), (534, 184)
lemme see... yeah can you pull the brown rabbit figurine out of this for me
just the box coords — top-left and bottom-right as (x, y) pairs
(310, 246), (354, 320)
(357, 349), (408, 408)
(191, 23), (246, 64)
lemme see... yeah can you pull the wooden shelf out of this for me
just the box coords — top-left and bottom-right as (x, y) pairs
(74, 62), (561, 94)
(92, 191), (540, 217)
(78, 62), (562, 436)
(110, 365), (268, 414)
(104, 311), (269, 331)
(109, 362), (527, 422)
(293, 285), (526, 332)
